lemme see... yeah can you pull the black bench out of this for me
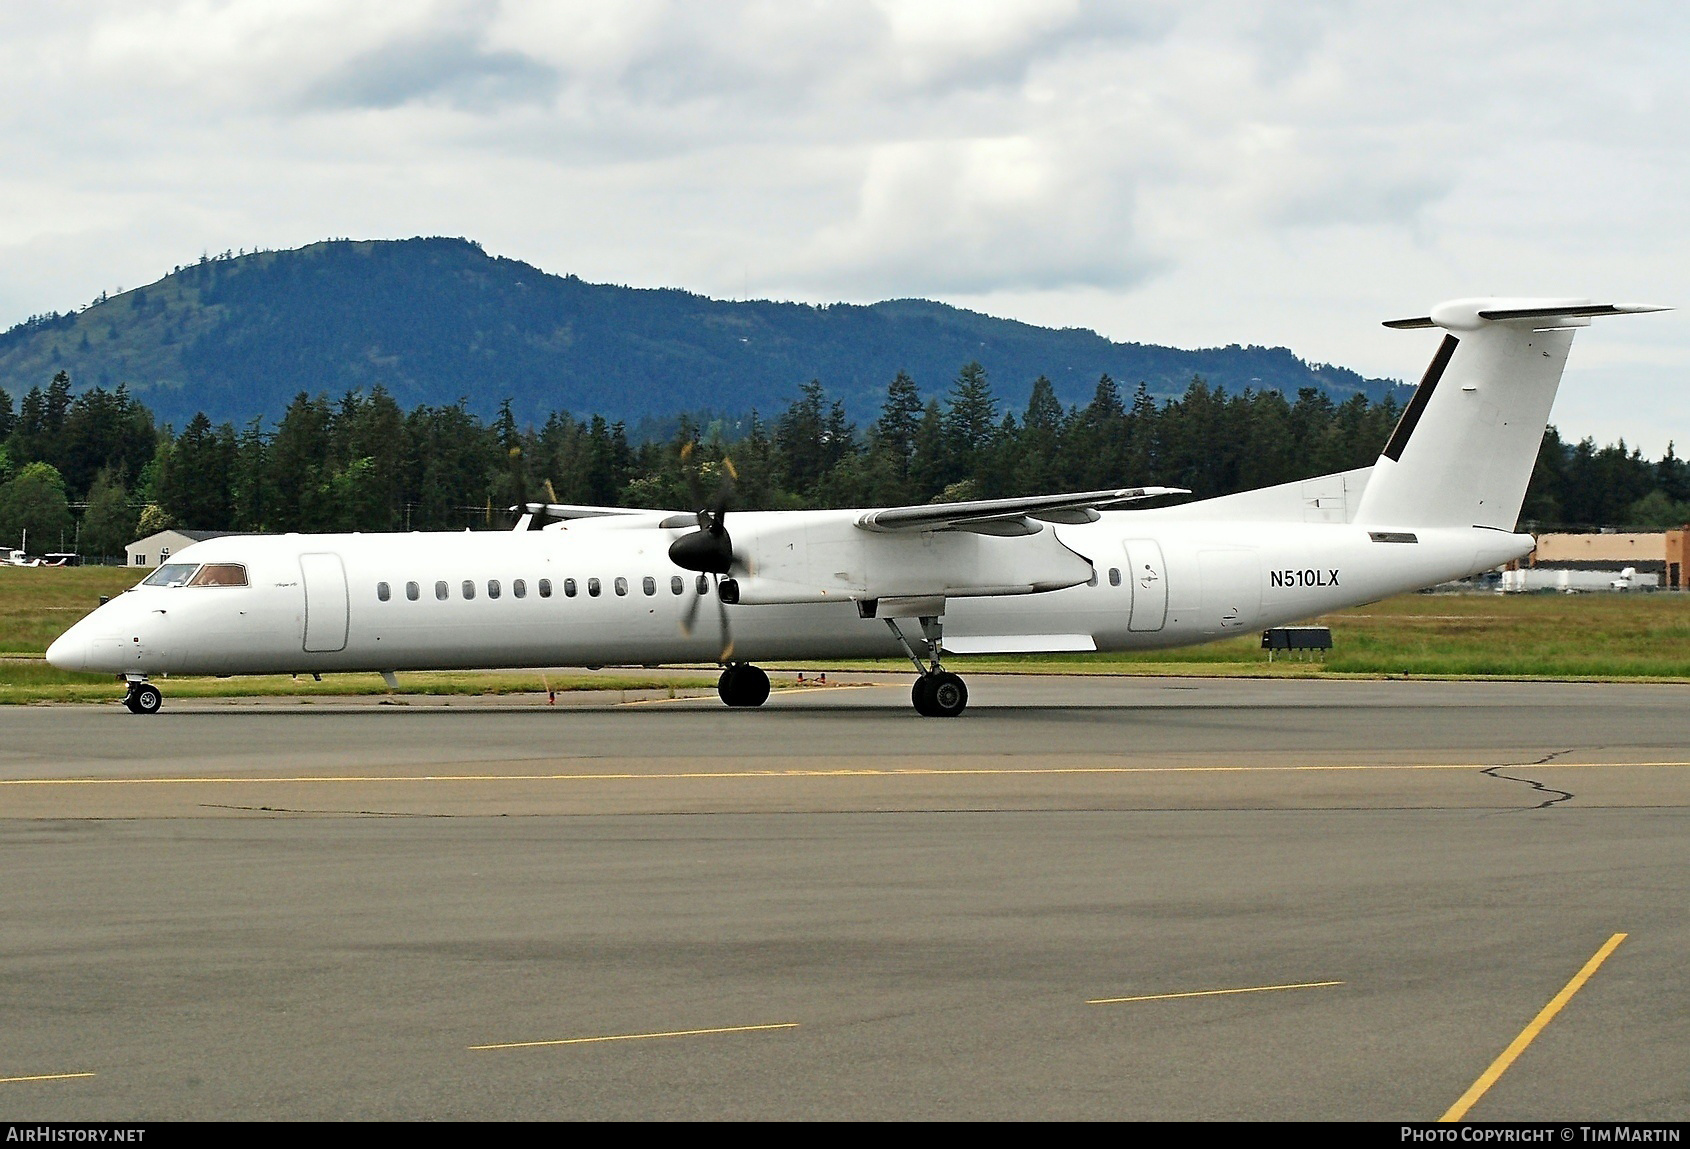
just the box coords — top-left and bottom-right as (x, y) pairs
(1262, 627), (1333, 660)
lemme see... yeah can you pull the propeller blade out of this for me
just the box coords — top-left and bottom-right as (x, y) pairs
(716, 585), (734, 662)
(679, 582), (703, 637)
(669, 444), (738, 574)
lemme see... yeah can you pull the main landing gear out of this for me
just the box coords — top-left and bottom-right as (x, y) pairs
(123, 678), (162, 714)
(884, 614), (968, 718)
(717, 662), (771, 708)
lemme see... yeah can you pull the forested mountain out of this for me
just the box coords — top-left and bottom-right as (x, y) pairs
(3, 235), (1682, 558)
(0, 237), (1410, 428)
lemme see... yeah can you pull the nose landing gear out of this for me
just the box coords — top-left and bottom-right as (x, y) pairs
(123, 679), (163, 714)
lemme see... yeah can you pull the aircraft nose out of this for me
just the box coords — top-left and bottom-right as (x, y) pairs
(46, 628), (88, 671)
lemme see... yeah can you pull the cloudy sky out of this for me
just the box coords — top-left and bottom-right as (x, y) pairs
(1, 1), (1685, 451)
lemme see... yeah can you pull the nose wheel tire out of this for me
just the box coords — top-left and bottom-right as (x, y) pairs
(912, 671), (967, 718)
(717, 663), (771, 708)
(125, 683), (163, 715)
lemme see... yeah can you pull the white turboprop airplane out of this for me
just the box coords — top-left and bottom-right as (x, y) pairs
(47, 297), (1665, 717)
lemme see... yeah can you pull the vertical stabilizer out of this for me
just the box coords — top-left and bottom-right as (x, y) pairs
(1354, 298), (1666, 530)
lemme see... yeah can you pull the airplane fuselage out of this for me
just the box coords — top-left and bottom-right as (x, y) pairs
(47, 512), (1531, 678)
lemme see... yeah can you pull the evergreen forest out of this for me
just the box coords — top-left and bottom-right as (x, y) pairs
(1, 365), (1687, 559)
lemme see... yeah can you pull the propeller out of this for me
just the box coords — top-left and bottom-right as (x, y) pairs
(511, 479), (566, 529)
(670, 445), (739, 660)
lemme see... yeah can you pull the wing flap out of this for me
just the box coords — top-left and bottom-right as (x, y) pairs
(856, 487), (1186, 533)
(941, 634), (1097, 654)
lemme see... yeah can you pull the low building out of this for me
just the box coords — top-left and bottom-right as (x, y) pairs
(125, 530), (239, 568)
(1510, 529), (1690, 591)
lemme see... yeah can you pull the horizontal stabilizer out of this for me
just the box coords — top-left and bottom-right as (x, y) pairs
(1384, 299), (1668, 330)
(857, 487), (1187, 534)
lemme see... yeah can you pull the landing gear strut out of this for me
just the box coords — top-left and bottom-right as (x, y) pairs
(885, 614), (968, 718)
(123, 679), (162, 715)
(717, 662), (771, 708)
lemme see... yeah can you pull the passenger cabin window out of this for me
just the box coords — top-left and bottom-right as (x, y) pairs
(642, 576), (657, 596)
(539, 578), (552, 598)
(513, 579), (527, 599)
(462, 580), (476, 600)
(614, 577), (628, 596)
(142, 563), (199, 588)
(696, 574), (709, 595)
(488, 579), (501, 599)
(377, 581), (391, 601)
(588, 578), (602, 597)
(406, 581), (420, 601)
(189, 563), (249, 588)
(564, 578), (577, 598)
(1108, 567), (1122, 587)
(670, 576), (684, 595)
(435, 581), (449, 601)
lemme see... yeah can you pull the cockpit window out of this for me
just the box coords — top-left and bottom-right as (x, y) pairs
(142, 563), (199, 588)
(188, 563), (249, 587)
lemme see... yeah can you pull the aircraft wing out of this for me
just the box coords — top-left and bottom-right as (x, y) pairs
(524, 502), (685, 520)
(516, 502), (691, 532)
(856, 487), (1187, 535)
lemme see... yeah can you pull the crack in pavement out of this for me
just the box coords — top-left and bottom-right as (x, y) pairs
(1482, 748), (1578, 810)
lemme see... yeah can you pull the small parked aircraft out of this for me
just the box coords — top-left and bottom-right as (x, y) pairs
(46, 297), (1665, 716)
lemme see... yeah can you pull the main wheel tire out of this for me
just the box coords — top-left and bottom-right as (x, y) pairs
(738, 664), (770, 707)
(131, 683), (163, 715)
(718, 664), (771, 708)
(911, 675), (936, 716)
(717, 666), (741, 706)
(122, 691), (141, 713)
(926, 672), (967, 718)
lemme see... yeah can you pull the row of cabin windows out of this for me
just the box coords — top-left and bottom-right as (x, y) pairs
(376, 568), (1124, 601)
(375, 573), (712, 603)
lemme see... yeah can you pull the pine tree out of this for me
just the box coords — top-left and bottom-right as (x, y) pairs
(943, 362), (1000, 473)
(81, 466), (137, 558)
(158, 413), (235, 527)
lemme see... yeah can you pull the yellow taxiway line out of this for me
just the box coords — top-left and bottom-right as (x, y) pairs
(470, 1022), (798, 1051)
(3, 761), (1686, 787)
(0, 1072), (96, 1084)
(1441, 932), (1628, 1122)
(1088, 979), (1344, 1005)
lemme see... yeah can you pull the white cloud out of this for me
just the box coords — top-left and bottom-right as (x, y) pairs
(0, 1), (1686, 448)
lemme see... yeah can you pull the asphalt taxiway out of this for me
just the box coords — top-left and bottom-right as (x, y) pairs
(3, 674), (1687, 1120)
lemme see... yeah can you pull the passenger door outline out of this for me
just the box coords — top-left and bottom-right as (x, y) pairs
(300, 553), (349, 653)
(1123, 539), (1167, 632)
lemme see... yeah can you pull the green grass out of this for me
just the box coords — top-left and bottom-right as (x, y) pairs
(0, 659), (715, 705)
(795, 592), (1690, 681)
(0, 567), (142, 655)
(4, 567), (1689, 704)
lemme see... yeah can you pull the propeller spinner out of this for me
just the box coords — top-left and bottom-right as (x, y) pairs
(667, 505), (734, 574)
